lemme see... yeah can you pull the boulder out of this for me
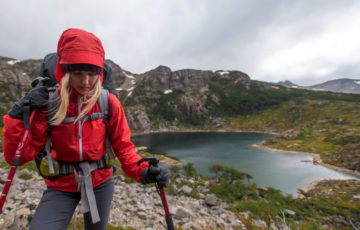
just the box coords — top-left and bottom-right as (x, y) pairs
(204, 195), (219, 207)
(180, 185), (193, 196)
(174, 207), (192, 219)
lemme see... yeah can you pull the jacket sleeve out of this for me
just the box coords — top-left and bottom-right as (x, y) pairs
(107, 94), (148, 182)
(3, 109), (48, 166)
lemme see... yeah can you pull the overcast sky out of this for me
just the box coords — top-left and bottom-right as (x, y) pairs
(1, 0), (359, 86)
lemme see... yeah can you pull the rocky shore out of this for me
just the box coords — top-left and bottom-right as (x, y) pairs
(0, 167), (245, 229)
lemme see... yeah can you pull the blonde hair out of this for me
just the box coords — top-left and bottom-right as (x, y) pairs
(49, 73), (101, 126)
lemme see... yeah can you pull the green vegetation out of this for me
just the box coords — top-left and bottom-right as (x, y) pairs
(0, 160), (38, 173)
(18, 172), (33, 180)
(176, 164), (360, 229)
(152, 90), (183, 121)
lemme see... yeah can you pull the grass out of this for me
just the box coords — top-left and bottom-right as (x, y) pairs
(0, 160), (38, 172)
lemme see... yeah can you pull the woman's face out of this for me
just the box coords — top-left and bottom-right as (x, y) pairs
(69, 71), (99, 95)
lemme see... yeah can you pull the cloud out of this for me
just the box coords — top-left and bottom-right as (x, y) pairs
(0, 0), (359, 85)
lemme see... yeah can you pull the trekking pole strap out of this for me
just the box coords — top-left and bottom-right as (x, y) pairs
(23, 99), (31, 130)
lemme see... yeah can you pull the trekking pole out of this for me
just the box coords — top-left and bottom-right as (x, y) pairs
(138, 157), (175, 230)
(0, 100), (35, 214)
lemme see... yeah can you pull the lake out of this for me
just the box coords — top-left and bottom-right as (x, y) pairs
(131, 132), (358, 195)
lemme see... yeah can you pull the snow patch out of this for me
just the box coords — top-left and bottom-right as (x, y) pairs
(164, 89), (173, 94)
(218, 71), (229, 76)
(8, 60), (20, 65)
(355, 81), (360, 85)
(131, 80), (135, 84)
(116, 87), (123, 91)
(123, 71), (135, 79)
(126, 87), (134, 97)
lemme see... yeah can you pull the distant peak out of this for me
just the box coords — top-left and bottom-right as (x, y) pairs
(154, 65), (171, 71)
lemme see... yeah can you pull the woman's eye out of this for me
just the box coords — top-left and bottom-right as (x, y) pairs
(72, 71), (83, 76)
(88, 73), (98, 77)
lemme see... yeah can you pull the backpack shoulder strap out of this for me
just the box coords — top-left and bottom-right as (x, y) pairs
(97, 88), (114, 158)
(43, 86), (59, 174)
(97, 88), (109, 124)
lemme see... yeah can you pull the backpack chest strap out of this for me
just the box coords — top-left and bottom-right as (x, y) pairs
(62, 112), (105, 123)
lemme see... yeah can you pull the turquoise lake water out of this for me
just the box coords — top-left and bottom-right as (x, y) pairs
(131, 132), (358, 195)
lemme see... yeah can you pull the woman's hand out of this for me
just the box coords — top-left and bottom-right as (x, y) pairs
(140, 165), (170, 188)
(8, 86), (49, 120)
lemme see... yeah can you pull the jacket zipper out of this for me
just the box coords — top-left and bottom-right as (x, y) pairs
(78, 96), (83, 162)
(77, 96), (83, 192)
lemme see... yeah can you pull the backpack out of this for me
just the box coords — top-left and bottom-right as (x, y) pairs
(33, 53), (116, 179)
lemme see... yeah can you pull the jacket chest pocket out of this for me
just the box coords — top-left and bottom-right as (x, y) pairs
(81, 119), (107, 155)
(51, 123), (79, 159)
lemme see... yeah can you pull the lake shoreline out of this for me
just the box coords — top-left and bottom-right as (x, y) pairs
(132, 129), (360, 195)
(252, 142), (360, 179)
(134, 129), (360, 176)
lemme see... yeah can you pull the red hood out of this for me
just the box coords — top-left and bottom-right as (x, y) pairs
(55, 28), (105, 84)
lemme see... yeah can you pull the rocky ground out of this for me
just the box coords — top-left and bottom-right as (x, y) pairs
(0, 167), (245, 229)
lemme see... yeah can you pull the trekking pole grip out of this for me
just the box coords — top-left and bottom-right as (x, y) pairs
(137, 157), (159, 167)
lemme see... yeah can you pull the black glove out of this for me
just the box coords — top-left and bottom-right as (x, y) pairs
(140, 165), (170, 188)
(8, 86), (49, 120)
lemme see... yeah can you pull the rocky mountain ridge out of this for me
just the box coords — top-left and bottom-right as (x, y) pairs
(0, 55), (251, 130)
(277, 78), (360, 94)
(1, 55), (360, 132)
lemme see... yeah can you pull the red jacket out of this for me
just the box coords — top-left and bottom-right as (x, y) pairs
(3, 28), (147, 192)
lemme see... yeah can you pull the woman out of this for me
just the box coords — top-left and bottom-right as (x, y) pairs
(3, 28), (169, 230)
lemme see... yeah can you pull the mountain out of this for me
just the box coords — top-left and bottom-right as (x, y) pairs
(277, 78), (360, 94)
(1, 55), (360, 170)
(277, 80), (300, 88)
(308, 78), (360, 94)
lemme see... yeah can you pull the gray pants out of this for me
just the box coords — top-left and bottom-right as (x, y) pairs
(30, 176), (114, 230)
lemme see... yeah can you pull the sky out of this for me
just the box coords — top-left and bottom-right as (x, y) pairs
(0, 0), (359, 86)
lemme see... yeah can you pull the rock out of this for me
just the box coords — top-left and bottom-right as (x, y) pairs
(137, 211), (148, 220)
(174, 207), (192, 219)
(16, 208), (31, 216)
(197, 186), (209, 194)
(284, 209), (296, 216)
(125, 105), (151, 131)
(175, 177), (183, 184)
(252, 219), (267, 229)
(204, 195), (219, 207)
(180, 185), (192, 196)
(0, 164), (247, 230)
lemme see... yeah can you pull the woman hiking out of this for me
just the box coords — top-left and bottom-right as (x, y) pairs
(2, 28), (169, 230)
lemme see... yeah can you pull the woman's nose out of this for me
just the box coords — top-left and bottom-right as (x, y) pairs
(81, 75), (90, 85)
